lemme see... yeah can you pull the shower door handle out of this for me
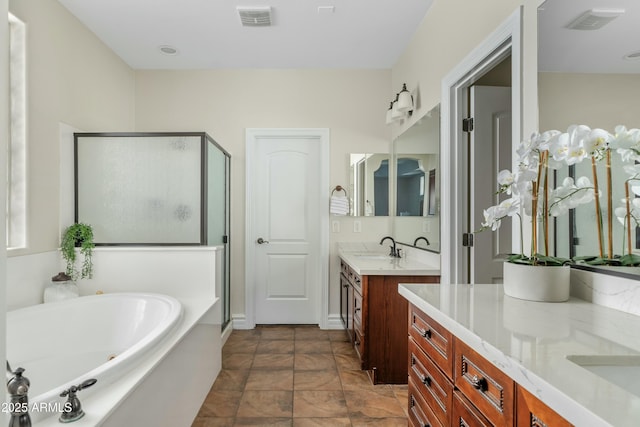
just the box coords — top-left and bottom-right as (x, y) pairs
(256, 237), (269, 244)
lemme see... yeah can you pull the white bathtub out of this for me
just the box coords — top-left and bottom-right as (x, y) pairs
(7, 293), (183, 422)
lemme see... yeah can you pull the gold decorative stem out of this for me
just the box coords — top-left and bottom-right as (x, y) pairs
(542, 152), (549, 256)
(591, 157), (604, 258)
(626, 181), (632, 256)
(606, 151), (613, 259)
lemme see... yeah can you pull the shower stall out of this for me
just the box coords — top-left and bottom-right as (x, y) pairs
(74, 132), (232, 329)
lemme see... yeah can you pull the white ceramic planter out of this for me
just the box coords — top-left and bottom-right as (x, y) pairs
(502, 262), (570, 302)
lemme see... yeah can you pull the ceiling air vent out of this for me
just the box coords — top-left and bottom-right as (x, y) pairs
(566, 8), (625, 31)
(237, 7), (272, 27)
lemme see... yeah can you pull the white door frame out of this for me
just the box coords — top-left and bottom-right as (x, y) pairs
(440, 8), (522, 285)
(244, 128), (330, 329)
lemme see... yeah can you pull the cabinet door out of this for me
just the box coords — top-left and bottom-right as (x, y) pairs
(340, 273), (350, 330)
(516, 385), (573, 427)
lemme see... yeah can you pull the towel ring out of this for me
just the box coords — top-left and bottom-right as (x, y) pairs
(331, 185), (351, 215)
(331, 185), (348, 197)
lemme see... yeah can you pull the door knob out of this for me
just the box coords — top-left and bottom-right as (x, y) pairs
(256, 237), (269, 244)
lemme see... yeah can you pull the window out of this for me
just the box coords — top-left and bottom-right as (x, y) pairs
(7, 13), (26, 249)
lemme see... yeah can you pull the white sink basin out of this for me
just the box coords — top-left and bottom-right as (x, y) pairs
(567, 355), (640, 397)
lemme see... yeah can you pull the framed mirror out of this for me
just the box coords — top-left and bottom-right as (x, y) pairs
(349, 153), (390, 216)
(538, 0), (640, 271)
(392, 104), (440, 252)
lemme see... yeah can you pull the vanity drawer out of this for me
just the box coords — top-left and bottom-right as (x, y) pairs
(454, 338), (514, 426)
(351, 271), (363, 294)
(409, 304), (454, 380)
(516, 384), (572, 427)
(340, 260), (350, 277)
(409, 337), (453, 427)
(453, 390), (492, 427)
(408, 377), (444, 427)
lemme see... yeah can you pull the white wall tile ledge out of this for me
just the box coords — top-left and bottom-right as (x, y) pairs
(399, 283), (640, 427)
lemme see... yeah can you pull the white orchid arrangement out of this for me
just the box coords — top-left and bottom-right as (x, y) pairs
(480, 124), (640, 266)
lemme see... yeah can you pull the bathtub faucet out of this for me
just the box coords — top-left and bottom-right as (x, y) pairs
(59, 378), (97, 423)
(7, 366), (31, 427)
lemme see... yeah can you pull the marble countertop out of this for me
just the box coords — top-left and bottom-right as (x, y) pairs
(398, 283), (640, 427)
(339, 250), (440, 276)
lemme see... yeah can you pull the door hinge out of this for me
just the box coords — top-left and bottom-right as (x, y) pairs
(462, 117), (474, 132)
(223, 235), (228, 244)
(462, 233), (474, 247)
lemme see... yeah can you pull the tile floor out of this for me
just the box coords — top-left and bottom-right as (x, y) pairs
(192, 325), (409, 426)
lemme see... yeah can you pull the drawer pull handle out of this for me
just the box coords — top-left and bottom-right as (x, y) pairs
(422, 328), (431, 339)
(421, 375), (431, 386)
(355, 307), (361, 313)
(471, 375), (488, 392)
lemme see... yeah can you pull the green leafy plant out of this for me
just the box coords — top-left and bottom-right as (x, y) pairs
(61, 223), (95, 280)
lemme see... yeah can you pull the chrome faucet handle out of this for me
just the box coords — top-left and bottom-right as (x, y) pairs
(59, 378), (97, 423)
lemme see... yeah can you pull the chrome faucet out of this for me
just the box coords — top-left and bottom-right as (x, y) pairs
(379, 236), (401, 258)
(7, 364), (31, 427)
(413, 236), (430, 247)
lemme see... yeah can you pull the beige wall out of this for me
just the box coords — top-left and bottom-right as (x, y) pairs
(134, 69), (392, 318)
(391, 0), (525, 138)
(539, 72), (640, 131)
(8, 0), (135, 256)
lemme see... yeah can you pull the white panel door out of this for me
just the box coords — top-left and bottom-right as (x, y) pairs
(252, 136), (322, 324)
(471, 85), (512, 284)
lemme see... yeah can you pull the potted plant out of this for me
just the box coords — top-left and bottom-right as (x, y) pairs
(479, 124), (640, 301)
(61, 223), (95, 280)
(479, 128), (596, 301)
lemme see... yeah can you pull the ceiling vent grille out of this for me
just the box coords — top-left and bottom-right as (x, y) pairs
(566, 8), (625, 31)
(237, 7), (272, 27)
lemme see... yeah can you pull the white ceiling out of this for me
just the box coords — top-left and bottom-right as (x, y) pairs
(538, 0), (640, 74)
(56, 0), (434, 69)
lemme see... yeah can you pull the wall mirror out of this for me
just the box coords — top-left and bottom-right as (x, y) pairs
(349, 153), (390, 216)
(538, 0), (640, 272)
(392, 104), (440, 252)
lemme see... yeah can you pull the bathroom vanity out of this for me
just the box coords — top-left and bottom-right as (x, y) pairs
(399, 283), (640, 427)
(339, 250), (439, 384)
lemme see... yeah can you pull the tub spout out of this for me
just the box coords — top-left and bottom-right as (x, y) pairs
(59, 378), (97, 423)
(7, 367), (31, 427)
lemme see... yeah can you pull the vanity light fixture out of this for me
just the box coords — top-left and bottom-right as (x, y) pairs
(396, 83), (414, 112)
(386, 83), (414, 124)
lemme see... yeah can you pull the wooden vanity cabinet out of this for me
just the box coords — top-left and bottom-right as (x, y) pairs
(340, 258), (439, 384)
(407, 303), (572, 427)
(516, 385), (572, 427)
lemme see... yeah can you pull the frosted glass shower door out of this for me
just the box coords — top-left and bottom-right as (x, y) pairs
(207, 142), (231, 329)
(75, 134), (203, 244)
